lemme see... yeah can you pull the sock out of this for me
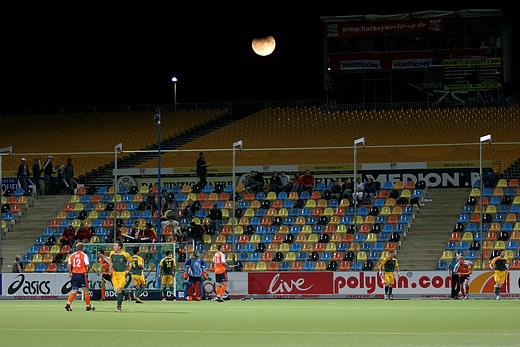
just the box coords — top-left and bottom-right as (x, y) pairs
(195, 281), (201, 298)
(222, 284), (227, 295)
(101, 287), (106, 299)
(162, 288), (167, 298)
(85, 293), (91, 306)
(216, 285), (223, 297)
(67, 292), (76, 305)
(389, 287), (393, 295)
(495, 286), (500, 295)
(385, 286), (388, 295)
(117, 293), (123, 306)
(188, 284), (194, 297)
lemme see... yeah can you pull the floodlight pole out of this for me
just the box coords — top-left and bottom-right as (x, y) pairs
(171, 76), (178, 111)
(155, 106), (162, 238)
(353, 137), (365, 270)
(0, 146), (13, 268)
(479, 134), (491, 267)
(232, 140), (243, 270)
(113, 143), (122, 234)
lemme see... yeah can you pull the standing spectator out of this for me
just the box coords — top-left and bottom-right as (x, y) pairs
(188, 221), (205, 243)
(379, 251), (400, 300)
(195, 151), (211, 191)
(455, 256), (472, 300)
(130, 246), (146, 303)
(212, 244), (231, 302)
(279, 171), (292, 192)
(301, 170), (315, 193)
(43, 155), (54, 195)
(32, 158), (42, 196)
(109, 240), (133, 312)
(16, 158), (30, 194)
(96, 249), (111, 301)
(208, 203), (223, 233)
(159, 250), (176, 301)
(63, 158), (75, 195)
(12, 255), (23, 273)
(65, 242), (95, 311)
(490, 249), (509, 300)
(184, 250), (208, 301)
(448, 255), (461, 299)
(268, 171), (282, 193)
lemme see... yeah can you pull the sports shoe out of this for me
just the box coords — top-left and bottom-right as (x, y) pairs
(186, 296), (193, 301)
(389, 295), (394, 300)
(135, 298), (143, 304)
(496, 295), (501, 301)
(100, 298), (105, 302)
(115, 306), (122, 312)
(65, 304), (72, 311)
(465, 294), (470, 300)
(384, 295), (389, 300)
(195, 297), (201, 301)
(86, 306), (95, 311)
(162, 298), (167, 302)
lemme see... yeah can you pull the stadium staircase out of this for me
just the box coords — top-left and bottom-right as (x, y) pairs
(79, 110), (255, 190)
(397, 188), (471, 270)
(1, 194), (69, 272)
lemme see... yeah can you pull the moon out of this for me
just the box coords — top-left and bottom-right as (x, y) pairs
(252, 36), (276, 56)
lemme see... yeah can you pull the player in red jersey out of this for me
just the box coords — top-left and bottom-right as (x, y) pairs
(65, 242), (94, 311)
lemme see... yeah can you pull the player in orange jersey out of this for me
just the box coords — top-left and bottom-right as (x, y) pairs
(212, 244), (231, 302)
(65, 242), (95, 311)
(96, 249), (112, 301)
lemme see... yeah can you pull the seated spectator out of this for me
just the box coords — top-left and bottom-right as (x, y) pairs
(278, 171), (292, 192)
(123, 220), (142, 242)
(291, 172), (302, 192)
(183, 199), (196, 220)
(208, 203), (223, 233)
(60, 225), (76, 247)
(244, 170), (264, 193)
(145, 189), (157, 211)
(329, 179), (343, 201)
(140, 222), (158, 243)
(106, 226), (123, 243)
(188, 221), (205, 243)
(300, 170), (315, 192)
(354, 177), (365, 206)
(72, 223), (92, 247)
(341, 178), (354, 202)
(364, 178), (377, 203)
(268, 171), (282, 194)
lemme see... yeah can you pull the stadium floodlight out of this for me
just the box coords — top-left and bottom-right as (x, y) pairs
(171, 76), (178, 111)
(231, 140), (244, 270)
(353, 137), (365, 269)
(479, 134), (491, 266)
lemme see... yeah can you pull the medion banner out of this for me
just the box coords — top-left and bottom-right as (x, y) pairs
(2, 271), (518, 300)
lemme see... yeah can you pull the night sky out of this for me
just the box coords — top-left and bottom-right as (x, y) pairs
(2, 5), (514, 109)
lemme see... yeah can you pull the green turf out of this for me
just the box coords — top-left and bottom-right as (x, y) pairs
(0, 299), (518, 346)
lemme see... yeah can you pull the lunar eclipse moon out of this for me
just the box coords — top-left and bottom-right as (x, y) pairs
(252, 36), (276, 56)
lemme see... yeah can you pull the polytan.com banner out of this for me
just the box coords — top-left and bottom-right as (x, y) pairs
(246, 271), (520, 297)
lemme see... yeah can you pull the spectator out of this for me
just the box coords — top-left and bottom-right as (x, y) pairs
(268, 171), (282, 193)
(354, 177), (365, 206)
(291, 172), (302, 192)
(141, 222), (158, 243)
(301, 170), (315, 192)
(341, 178), (354, 202)
(244, 170), (263, 193)
(63, 158), (75, 195)
(278, 171), (292, 192)
(208, 203), (223, 233)
(43, 155), (54, 195)
(145, 189), (157, 211)
(32, 158), (42, 196)
(195, 151), (211, 191)
(183, 198), (196, 220)
(12, 255), (23, 273)
(188, 221), (206, 243)
(106, 226), (123, 243)
(60, 225), (76, 247)
(73, 223), (92, 247)
(364, 178), (377, 203)
(329, 179), (343, 201)
(16, 158), (30, 194)
(123, 220), (141, 242)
